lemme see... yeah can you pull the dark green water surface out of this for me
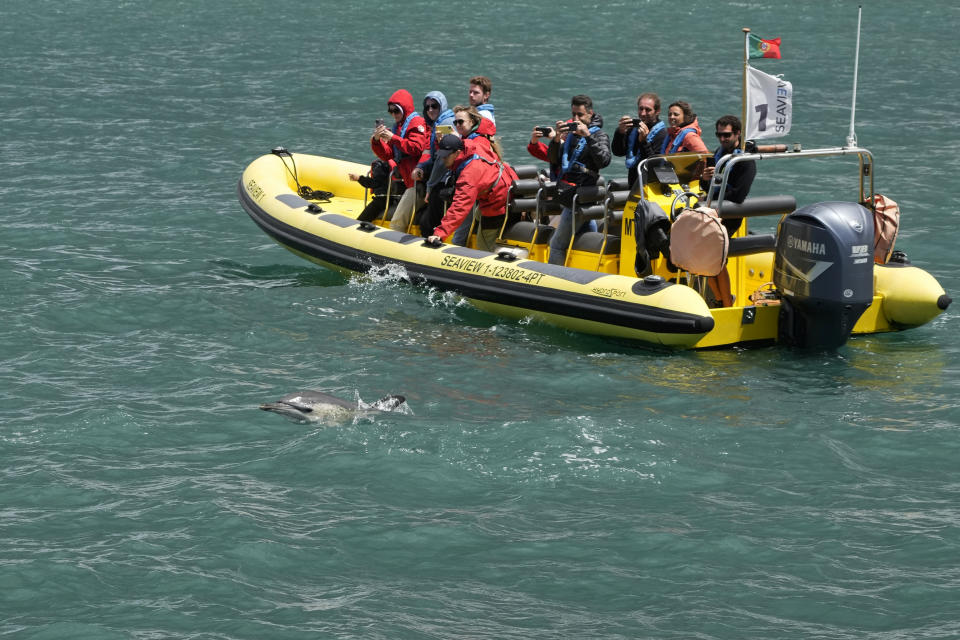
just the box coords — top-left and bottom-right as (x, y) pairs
(2, 1), (958, 638)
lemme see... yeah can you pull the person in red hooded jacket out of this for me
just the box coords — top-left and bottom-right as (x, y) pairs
(371, 89), (429, 231)
(427, 134), (516, 252)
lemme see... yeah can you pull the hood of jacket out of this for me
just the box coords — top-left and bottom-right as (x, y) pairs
(423, 91), (449, 126)
(476, 117), (497, 136)
(388, 89), (416, 120)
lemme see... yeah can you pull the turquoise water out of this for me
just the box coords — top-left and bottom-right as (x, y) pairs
(2, 1), (959, 638)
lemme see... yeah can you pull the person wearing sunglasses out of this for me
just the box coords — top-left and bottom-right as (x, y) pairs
(445, 105), (504, 245)
(661, 100), (709, 155)
(370, 89), (429, 231)
(702, 115), (758, 308)
(451, 106), (502, 159)
(410, 92), (456, 237)
(701, 115), (757, 236)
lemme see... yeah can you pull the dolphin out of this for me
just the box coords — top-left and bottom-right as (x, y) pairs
(260, 390), (408, 423)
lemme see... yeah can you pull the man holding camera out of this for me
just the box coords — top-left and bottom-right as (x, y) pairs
(612, 93), (668, 188)
(527, 94), (611, 266)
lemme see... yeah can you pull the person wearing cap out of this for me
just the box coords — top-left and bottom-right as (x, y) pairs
(427, 134), (516, 252)
(371, 89), (429, 231)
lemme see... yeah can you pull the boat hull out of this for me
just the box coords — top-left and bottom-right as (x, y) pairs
(238, 151), (948, 350)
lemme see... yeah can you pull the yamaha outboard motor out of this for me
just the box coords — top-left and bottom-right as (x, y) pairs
(774, 201), (874, 349)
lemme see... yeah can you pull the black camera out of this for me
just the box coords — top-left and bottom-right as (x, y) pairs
(631, 118), (642, 127)
(705, 156), (716, 168)
(375, 118), (384, 128)
(563, 121), (580, 132)
(535, 126), (552, 136)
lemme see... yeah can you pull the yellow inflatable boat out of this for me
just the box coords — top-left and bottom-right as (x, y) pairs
(237, 146), (950, 349)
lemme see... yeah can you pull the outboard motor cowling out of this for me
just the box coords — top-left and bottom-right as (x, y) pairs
(774, 201), (874, 348)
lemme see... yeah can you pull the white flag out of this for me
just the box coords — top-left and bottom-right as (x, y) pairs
(746, 65), (792, 139)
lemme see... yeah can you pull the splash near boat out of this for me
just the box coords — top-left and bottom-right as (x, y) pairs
(237, 145), (949, 350)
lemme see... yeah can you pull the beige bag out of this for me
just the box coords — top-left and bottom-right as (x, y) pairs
(669, 207), (729, 276)
(872, 194), (900, 264)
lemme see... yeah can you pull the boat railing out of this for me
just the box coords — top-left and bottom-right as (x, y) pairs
(707, 145), (875, 209)
(633, 146), (876, 215)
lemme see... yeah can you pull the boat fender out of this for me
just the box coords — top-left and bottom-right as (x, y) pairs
(871, 193), (900, 264)
(669, 207), (729, 276)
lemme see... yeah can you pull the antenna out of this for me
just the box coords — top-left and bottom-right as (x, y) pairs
(845, 6), (863, 148)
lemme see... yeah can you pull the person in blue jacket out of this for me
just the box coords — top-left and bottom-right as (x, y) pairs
(612, 92), (668, 188)
(411, 91), (456, 236)
(544, 94), (611, 266)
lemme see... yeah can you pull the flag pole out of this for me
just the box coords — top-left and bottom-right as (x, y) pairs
(742, 28), (750, 152)
(845, 6), (862, 148)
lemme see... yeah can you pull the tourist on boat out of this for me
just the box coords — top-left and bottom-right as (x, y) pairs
(447, 105), (504, 245)
(413, 91), (455, 183)
(539, 95), (611, 266)
(468, 76), (495, 124)
(410, 92), (456, 236)
(612, 92), (668, 187)
(702, 115), (757, 236)
(661, 100), (709, 154)
(452, 105), (503, 159)
(347, 159), (397, 223)
(427, 134), (517, 252)
(371, 89), (429, 232)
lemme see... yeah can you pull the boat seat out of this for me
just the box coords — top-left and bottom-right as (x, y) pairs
(600, 211), (624, 235)
(715, 195), (797, 219)
(728, 233), (776, 257)
(510, 179), (544, 198)
(508, 198), (563, 217)
(571, 232), (620, 255)
(572, 184), (607, 206)
(599, 185), (631, 235)
(566, 183), (627, 258)
(502, 221), (555, 245)
(606, 178), (632, 192)
(513, 165), (542, 180)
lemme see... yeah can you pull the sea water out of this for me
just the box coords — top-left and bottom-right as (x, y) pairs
(2, 1), (959, 638)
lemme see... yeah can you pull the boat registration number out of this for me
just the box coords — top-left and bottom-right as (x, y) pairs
(440, 256), (545, 285)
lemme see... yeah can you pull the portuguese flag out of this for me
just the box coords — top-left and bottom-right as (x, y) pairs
(749, 33), (781, 59)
